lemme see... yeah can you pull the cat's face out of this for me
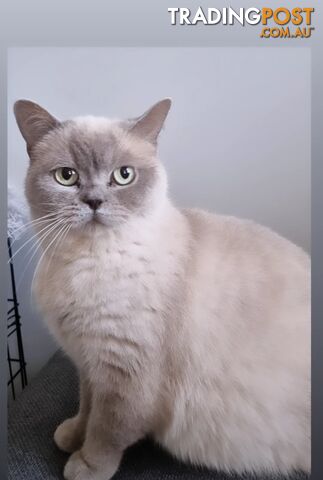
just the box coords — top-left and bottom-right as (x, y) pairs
(14, 99), (171, 232)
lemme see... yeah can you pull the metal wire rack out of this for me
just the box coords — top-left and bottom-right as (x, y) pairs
(7, 237), (28, 399)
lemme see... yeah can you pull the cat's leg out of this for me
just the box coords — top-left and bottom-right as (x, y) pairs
(63, 390), (147, 480)
(54, 373), (91, 453)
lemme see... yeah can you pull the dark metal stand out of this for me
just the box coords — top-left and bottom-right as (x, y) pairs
(7, 237), (28, 399)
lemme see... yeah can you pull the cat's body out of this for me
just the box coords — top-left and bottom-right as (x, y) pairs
(14, 99), (310, 480)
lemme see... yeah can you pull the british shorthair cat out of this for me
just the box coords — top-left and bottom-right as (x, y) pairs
(14, 99), (310, 480)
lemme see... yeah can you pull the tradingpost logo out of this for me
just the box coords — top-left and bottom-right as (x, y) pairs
(167, 7), (315, 38)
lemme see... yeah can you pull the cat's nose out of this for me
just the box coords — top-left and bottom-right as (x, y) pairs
(82, 198), (103, 211)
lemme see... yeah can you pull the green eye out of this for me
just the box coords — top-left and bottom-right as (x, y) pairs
(112, 166), (136, 186)
(54, 167), (79, 186)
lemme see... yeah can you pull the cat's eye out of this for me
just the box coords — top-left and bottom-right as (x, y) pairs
(54, 167), (79, 186)
(112, 166), (135, 186)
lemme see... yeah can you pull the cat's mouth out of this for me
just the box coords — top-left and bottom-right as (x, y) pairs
(82, 210), (123, 229)
(90, 212), (105, 225)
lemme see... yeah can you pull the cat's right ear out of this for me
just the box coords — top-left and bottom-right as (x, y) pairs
(13, 100), (60, 155)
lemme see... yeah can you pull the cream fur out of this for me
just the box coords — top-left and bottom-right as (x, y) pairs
(34, 200), (310, 477)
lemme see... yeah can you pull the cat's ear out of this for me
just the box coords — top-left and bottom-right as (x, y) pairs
(129, 98), (172, 145)
(14, 100), (60, 154)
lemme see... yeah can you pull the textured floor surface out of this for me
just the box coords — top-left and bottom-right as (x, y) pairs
(8, 350), (309, 480)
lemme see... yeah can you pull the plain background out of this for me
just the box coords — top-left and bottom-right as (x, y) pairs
(7, 47), (311, 384)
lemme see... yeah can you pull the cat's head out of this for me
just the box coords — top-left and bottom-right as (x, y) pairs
(14, 99), (171, 233)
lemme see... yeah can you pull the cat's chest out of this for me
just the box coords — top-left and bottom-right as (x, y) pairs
(36, 243), (165, 369)
(69, 250), (143, 296)
(36, 241), (163, 330)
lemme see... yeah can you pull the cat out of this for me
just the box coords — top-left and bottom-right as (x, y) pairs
(14, 98), (310, 480)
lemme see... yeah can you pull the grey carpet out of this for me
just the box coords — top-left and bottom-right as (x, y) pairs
(8, 350), (309, 480)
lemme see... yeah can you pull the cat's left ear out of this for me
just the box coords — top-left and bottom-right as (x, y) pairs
(129, 98), (172, 145)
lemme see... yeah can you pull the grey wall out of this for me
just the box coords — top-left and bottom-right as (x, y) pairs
(7, 47), (311, 381)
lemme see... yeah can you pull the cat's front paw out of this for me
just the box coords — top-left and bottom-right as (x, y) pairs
(54, 417), (85, 453)
(64, 450), (93, 480)
(64, 450), (120, 480)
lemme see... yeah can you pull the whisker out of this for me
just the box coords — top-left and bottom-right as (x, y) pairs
(44, 222), (72, 277)
(11, 220), (61, 246)
(16, 219), (69, 287)
(10, 211), (63, 238)
(28, 200), (77, 208)
(11, 203), (78, 240)
(108, 207), (130, 213)
(9, 218), (68, 262)
(31, 220), (72, 295)
(100, 213), (130, 218)
(10, 208), (76, 243)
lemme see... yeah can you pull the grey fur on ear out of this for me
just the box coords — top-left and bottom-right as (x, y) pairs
(14, 100), (60, 154)
(129, 98), (172, 144)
